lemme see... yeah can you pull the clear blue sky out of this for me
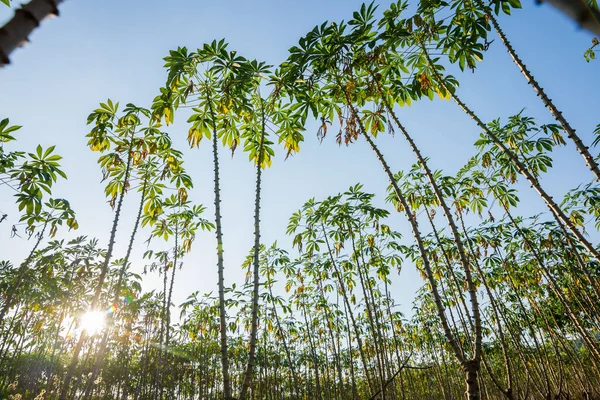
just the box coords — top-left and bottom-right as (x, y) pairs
(1, 0), (598, 317)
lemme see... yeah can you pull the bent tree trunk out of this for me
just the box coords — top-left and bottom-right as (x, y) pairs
(373, 75), (482, 372)
(340, 81), (479, 398)
(473, 0), (600, 181)
(457, 211), (515, 399)
(0, 0), (64, 66)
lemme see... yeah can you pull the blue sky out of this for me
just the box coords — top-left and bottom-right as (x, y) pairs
(1, 0), (599, 317)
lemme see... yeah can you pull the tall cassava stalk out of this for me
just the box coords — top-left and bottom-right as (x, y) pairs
(370, 71), (482, 380)
(422, 47), (600, 263)
(322, 223), (375, 394)
(321, 223), (373, 393)
(457, 210), (515, 400)
(315, 277), (344, 400)
(0, 302), (22, 364)
(339, 77), (481, 399)
(45, 257), (81, 394)
(342, 298), (359, 400)
(59, 139), (134, 400)
(240, 102), (266, 400)
(82, 182), (148, 400)
(350, 226), (386, 396)
(165, 229), (179, 349)
(162, 222), (179, 398)
(301, 297), (323, 399)
(419, 195), (473, 334)
(207, 95), (232, 400)
(472, 0), (600, 181)
(0, 221), (47, 324)
(0, 0), (64, 66)
(267, 281), (300, 398)
(154, 255), (169, 400)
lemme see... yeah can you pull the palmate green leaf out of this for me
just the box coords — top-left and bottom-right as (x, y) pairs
(98, 99), (119, 116)
(187, 108), (213, 147)
(535, 137), (554, 152)
(469, 196), (487, 215)
(0, 118), (21, 142)
(220, 122), (240, 151)
(569, 210), (585, 227)
(43, 145), (56, 158)
(104, 179), (123, 200)
(171, 172), (193, 189)
(361, 110), (386, 137)
(528, 153), (553, 174)
(86, 129), (112, 152)
(1, 0), (10, 7)
(152, 87), (178, 125)
(16, 190), (43, 217)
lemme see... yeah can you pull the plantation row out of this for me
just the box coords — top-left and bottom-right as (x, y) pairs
(1, 0), (599, 399)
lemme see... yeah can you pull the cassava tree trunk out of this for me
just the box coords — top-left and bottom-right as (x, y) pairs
(0, 0), (64, 66)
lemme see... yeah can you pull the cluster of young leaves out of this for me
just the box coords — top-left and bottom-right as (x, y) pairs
(0, 118), (22, 173)
(86, 100), (191, 220)
(1, 118), (76, 237)
(153, 40), (306, 165)
(148, 194), (214, 245)
(474, 112), (565, 183)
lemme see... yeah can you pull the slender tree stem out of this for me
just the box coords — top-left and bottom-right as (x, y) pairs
(240, 100), (266, 400)
(475, 0), (600, 181)
(422, 46), (600, 263)
(208, 95), (232, 400)
(82, 182), (148, 399)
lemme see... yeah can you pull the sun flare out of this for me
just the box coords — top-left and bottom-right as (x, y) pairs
(80, 311), (105, 335)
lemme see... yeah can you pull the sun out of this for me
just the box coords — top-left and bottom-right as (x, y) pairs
(80, 310), (105, 335)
